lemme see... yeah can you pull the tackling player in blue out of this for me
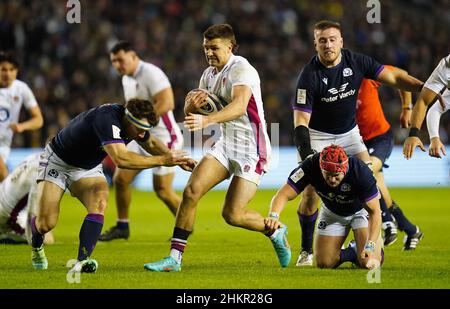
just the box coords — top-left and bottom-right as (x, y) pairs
(265, 145), (383, 269)
(30, 98), (195, 273)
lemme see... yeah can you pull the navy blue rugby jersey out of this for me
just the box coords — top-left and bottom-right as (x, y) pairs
(293, 49), (384, 134)
(287, 153), (379, 216)
(50, 104), (150, 169)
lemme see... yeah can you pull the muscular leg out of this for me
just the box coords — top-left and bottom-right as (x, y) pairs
(314, 234), (347, 268)
(371, 156), (395, 223)
(0, 157), (9, 182)
(372, 156), (417, 240)
(70, 177), (109, 261)
(99, 168), (140, 241)
(221, 176), (265, 232)
(153, 172), (181, 216)
(157, 155), (230, 265)
(297, 185), (319, 253)
(175, 155), (229, 230)
(113, 168), (140, 220)
(30, 180), (65, 269)
(33, 181), (65, 237)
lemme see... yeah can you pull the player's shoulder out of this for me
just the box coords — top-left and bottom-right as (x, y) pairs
(437, 54), (450, 72)
(229, 55), (256, 72)
(11, 79), (32, 91)
(141, 60), (164, 73)
(298, 55), (319, 78)
(93, 103), (123, 120)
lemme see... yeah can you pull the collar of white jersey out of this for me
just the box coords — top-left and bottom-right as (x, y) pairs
(213, 54), (235, 74)
(132, 60), (144, 78)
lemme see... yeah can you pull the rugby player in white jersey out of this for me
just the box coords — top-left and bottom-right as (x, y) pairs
(0, 51), (43, 182)
(404, 54), (450, 159)
(0, 153), (53, 244)
(144, 24), (292, 272)
(100, 42), (184, 241)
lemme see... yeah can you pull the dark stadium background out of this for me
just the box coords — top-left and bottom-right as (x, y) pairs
(0, 0), (449, 149)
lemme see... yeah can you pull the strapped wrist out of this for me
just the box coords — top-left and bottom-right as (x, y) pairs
(402, 103), (413, 110)
(409, 127), (420, 137)
(364, 241), (376, 252)
(269, 212), (279, 220)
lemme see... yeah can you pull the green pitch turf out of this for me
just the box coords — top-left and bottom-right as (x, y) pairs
(1, 188), (450, 289)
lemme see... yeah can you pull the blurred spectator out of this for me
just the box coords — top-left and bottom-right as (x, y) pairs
(1, 0), (449, 147)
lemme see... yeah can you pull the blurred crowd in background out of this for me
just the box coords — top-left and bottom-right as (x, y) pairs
(1, 0), (449, 148)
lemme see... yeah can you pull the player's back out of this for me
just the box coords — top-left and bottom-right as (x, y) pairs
(0, 153), (39, 213)
(356, 78), (390, 141)
(50, 104), (126, 169)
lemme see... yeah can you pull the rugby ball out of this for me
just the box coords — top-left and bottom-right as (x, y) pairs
(197, 92), (225, 115)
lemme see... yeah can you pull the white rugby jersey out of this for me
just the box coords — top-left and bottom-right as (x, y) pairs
(0, 153), (40, 235)
(424, 54), (450, 94)
(424, 54), (450, 139)
(426, 89), (450, 139)
(122, 60), (181, 141)
(0, 80), (38, 147)
(199, 55), (271, 169)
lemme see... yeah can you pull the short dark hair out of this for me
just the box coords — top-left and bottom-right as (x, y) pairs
(124, 98), (159, 127)
(203, 24), (238, 51)
(313, 20), (342, 34)
(0, 51), (19, 68)
(110, 41), (135, 54)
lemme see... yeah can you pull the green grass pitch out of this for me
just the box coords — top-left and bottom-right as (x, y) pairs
(1, 188), (450, 289)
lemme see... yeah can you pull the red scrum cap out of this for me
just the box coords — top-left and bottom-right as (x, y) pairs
(319, 145), (349, 174)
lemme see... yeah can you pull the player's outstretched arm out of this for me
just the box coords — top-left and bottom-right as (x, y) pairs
(377, 67), (424, 92)
(398, 89), (413, 128)
(427, 98), (448, 158)
(103, 142), (190, 169)
(265, 184), (299, 233)
(138, 134), (170, 155)
(403, 87), (442, 159)
(152, 87), (175, 117)
(184, 85), (252, 131)
(208, 85), (252, 124)
(362, 197), (382, 268)
(9, 106), (43, 133)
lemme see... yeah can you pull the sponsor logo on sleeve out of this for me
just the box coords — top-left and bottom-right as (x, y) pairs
(112, 125), (121, 139)
(296, 89), (306, 104)
(290, 168), (305, 183)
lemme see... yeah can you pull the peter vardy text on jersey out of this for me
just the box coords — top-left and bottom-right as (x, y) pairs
(321, 89), (356, 102)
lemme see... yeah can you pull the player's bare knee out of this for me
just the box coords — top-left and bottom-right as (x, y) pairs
(316, 258), (337, 269)
(183, 183), (202, 204)
(113, 173), (132, 188)
(37, 216), (57, 233)
(155, 187), (173, 202)
(221, 209), (241, 226)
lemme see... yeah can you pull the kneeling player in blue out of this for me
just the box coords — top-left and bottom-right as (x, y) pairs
(30, 98), (196, 273)
(265, 145), (383, 269)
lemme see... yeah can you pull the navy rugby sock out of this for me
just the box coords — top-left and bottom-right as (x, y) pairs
(380, 196), (394, 223)
(335, 247), (357, 268)
(31, 216), (44, 248)
(299, 210), (318, 253)
(78, 214), (104, 261)
(116, 220), (129, 230)
(389, 201), (417, 236)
